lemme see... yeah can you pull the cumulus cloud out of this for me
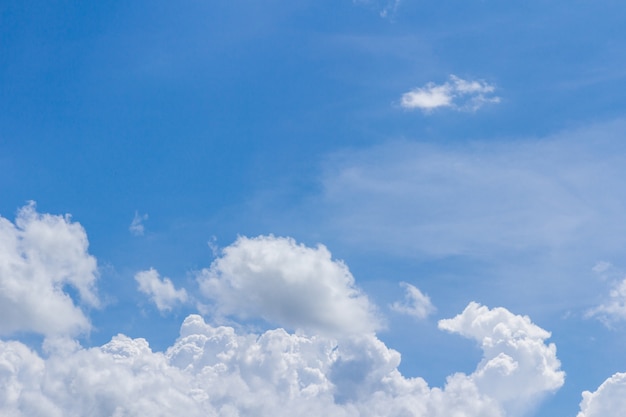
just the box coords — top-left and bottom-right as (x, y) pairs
(0, 203), (99, 337)
(135, 268), (188, 312)
(0, 303), (563, 417)
(390, 282), (435, 320)
(197, 235), (382, 336)
(129, 211), (148, 236)
(577, 372), (626, 417)
(400, 75), (500, 112)
(439, 302), (565, 417)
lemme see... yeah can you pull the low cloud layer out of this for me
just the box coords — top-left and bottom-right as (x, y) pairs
(0, 304), (563, 417)
(400, 75), (500, 112)
(0, 207), (623, 417)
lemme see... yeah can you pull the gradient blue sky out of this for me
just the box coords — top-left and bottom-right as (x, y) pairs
(3, 1), (626, 416)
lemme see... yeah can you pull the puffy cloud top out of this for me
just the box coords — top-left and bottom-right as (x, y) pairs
(440, 302), (565, 417)
(0, 203), (99, 337)
(197, 235), (381, 336)
(0, 304), (564, 417)
(577, 372), (626, 417)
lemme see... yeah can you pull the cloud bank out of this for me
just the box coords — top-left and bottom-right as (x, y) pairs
(1, 206), (623, 417)
(0, 304), (563, 417)
(400, 75), (500, 112)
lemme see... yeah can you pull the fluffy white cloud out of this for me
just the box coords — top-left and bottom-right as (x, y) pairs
(390, 282), (435, 320)
(0, 302), (563, 417)
(577, 372), (626, 417)
(135, 268), (188, 312)
(197, 235), (381, 336)
(439, 302), (565, 417)
(0, 203), (99, 337)
(400, 75), (500, 111)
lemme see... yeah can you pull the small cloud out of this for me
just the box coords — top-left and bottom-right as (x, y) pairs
(135, 268), (188, 312)
(400, 75), (500, 112)
(586, 278), (626, 326)
(390, 282), (435, 320)
(129, 211), (148, 236)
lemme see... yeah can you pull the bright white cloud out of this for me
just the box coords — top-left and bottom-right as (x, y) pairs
(0, 302), (563, 417)
(390, 282), (435, 320)
(129, 211), (148, 236)
(135, 268), (188, 312)
(0, 203), (99, 337)
(400, 75), (500, 112)
(439, 302), (565, 417)
(577, 372), (626, 417)
(197, 235), (381, 336)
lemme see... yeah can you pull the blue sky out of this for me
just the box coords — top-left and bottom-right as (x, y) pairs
(2, 1), (626, 416)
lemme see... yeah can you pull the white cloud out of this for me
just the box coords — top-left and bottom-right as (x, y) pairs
(586, 278), (626, 324)
(0, 302), (563, 417)
(439, 302), (564, 417)
(577, 372), (626, 417)
(135, 268), (189, 312)
(0, 202), (99, 337)
(400, 75), (500, 112)
(585, 261), (626, 325)
(390, 282), (435, 320)
(129, 211), (148, 236)
(197, 235), (381, 336)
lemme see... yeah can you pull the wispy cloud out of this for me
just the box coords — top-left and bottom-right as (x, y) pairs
(400, 75), (500, 112)
(390, 282), (435, 320)
(129, 211), (148, 236)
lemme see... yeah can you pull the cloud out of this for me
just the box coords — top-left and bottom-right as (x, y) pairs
(0, 202), (99, 337)
(320, 121), (626, 263)
(390, 282), (435, 320)
(439, 302), (565, 417)
(197, 235), (382, 336)
(0, 302), (563, 417)
(586, 278), (626, 324)
(129, 211), (148, 236)
(135, 268), (189, 312)
(577, 372), (626, 417)
(584, 261), (626, 325)
(400, 75), (500, 112)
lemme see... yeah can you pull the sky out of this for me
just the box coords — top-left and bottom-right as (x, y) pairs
(2, 1), (626, 416)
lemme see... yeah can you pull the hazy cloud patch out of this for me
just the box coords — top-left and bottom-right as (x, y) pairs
(390, 282), (435, 320)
